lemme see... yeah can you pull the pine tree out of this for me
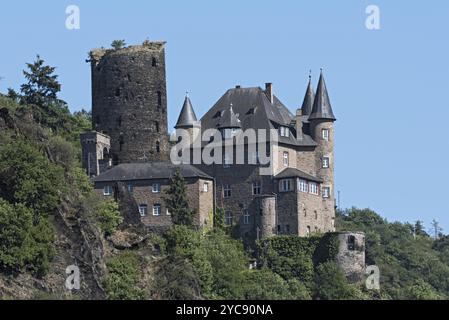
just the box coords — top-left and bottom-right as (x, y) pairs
(111, 40), (126, 50)
(19, 55), (70, 131)
(164, 169), (195, 227)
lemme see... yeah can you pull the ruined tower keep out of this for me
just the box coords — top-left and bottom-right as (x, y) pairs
(89, 41), (170, 164)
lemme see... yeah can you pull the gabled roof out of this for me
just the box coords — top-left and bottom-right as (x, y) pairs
(200, 87), (316, 147)
(175, 96), (198, 128)
(301, 77), (315, 116)
(275, 167), (323, 183)
(93, 162), (213, 182)
(309, 71), (336, 121)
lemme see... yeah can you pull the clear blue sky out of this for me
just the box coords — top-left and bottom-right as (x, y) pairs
(1, 1), (448, 233)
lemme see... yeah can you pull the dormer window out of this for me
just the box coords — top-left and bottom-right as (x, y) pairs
(279, 126), (290, 137)
(213, 110), (223, 119)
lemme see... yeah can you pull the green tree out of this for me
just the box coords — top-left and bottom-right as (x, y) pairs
(0, 199), (55, 276)
(163, 169), (195, 227)
(214, 207), (226, 232)
(103, 252), (146, 300)
(314, 262), (355, 300)
(94, 200), (123, 236)
(111, 40), (126, 50)
(19, 55), (71, 132)
(0, 139), (65, 218)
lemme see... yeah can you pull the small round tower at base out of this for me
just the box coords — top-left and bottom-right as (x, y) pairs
(256, 195), (277, 239)
(335, 232), (366, 283)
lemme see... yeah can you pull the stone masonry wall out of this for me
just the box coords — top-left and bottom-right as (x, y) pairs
(90, 42), (169, 164)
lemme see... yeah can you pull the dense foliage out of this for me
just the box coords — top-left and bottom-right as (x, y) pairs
(163, 169), (195, 227)
(337, 208), (449, 299)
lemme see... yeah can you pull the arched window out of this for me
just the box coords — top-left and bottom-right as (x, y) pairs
(156, 141), (160, 153)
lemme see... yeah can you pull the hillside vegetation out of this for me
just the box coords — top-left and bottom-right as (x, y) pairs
(1, 56), (448, 300)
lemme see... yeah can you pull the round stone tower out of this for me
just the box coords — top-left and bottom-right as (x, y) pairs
(257, 195), (277, 239)
(335, 232), (366, 283)
(90, 41), (169, 164)
(309, 70), (337, 232)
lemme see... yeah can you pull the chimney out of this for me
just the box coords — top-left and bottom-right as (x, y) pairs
(265, 83), (273, 103)
(295, 109), (303, 141)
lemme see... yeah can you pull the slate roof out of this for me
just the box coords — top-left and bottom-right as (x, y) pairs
(199, 87), (317, 147)
(274, 167), (323, 183)
(175, 96), (199, 128)
(93, 162), (213, 182)
(301, 78), (315, 116)
(309, 71), (336, 121)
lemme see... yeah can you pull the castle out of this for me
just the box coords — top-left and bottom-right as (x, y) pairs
(81, 40), (341, 244)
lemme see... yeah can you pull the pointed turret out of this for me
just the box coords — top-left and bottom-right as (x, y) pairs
(309, 70), (336, 121)
(301, 74), (315, 116)
(175, 94), (198, 129)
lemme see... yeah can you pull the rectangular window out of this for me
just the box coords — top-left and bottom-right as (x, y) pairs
(322, 129), (329, 141)
(139, 204), (148, 217)
(127, 184), (133, 193)
(309, 182), (319, 195)
(283, 152), (289, 167)
(279, 126), (290, 137)
(322, 157), (330, 169)
(243, 210), (250, 225)
(252, 181), (261, 195)
(153, 204), (161, 216)
(298, 179), (308, 193)
(103, 185), (113, 196)
(322, 187), (330, 198)
(203, 182), (209, 193)
(280, 179), (293, 192)
(223, 184), (231, 198)
(152, 183), (161, 193)
(225, 211), (233, 226)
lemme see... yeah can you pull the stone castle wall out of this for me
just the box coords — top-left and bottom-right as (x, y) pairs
(90, 42), (169, 164)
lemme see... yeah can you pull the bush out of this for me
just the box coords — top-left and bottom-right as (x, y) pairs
(314, 261), (355, 300)
(0, 199), (55, 276)
(103, 252), (146, 300)
(94, 200), (123, 236)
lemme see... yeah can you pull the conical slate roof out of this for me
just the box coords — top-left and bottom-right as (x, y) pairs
(218, 104), (242, 129)
(301, 77), (315, 116)
(309, 71), (336, 121)
(175, 96), (198, 128)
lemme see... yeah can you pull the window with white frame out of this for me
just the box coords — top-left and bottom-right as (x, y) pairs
(298, 179), (308, 193)
(322, 129), (329, 141)
(225, 211), (233, 226)
(280, 179), (293, 192)
(309, 182), (319, 195)
(252, 181), (261, 195)
(152, 183), (161, 193)
(279, 126), (290, 137)
(127, 183), (133, 193)
(243, 210), (250, 225)
(322, 187), (330, 198)
(283, 152), (289, 166)
(322, 157), (330, 169)
(153, 204), (161, 216)
(139, 204), (148, 217)
(103, 185), (113, 196)
(203, 182), (209, 193)
(223, 184), (231, 198)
